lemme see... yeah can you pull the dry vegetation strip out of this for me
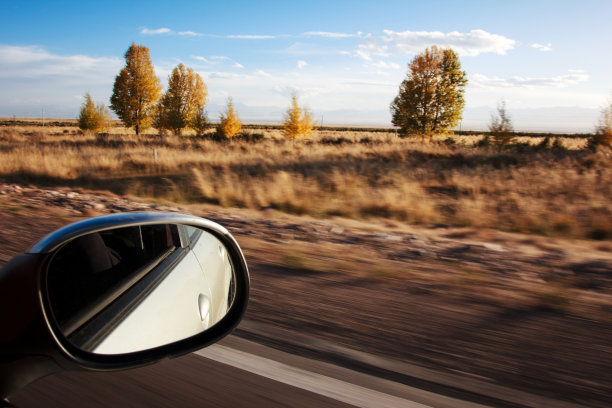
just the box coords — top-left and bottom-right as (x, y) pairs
(1, 125), (610, 240)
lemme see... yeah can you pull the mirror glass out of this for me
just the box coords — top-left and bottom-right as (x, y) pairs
(45, 224), (236, 355)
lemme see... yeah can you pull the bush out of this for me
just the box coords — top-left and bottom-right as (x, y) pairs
(192, 108), (208, 136)
(589, 102), (612, 148)
(476, 134), (491, 147)
(78, 93), (111, 133)
(217, 98), (242, 139)
(488, 100), (515, 147)
(282, 93), (316, 139)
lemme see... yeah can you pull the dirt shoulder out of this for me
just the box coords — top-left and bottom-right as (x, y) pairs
(1, 183), (611, 406)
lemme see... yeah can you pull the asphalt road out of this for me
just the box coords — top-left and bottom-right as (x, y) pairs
(9, 336), (492, 408)
(10, 350), (354, 408)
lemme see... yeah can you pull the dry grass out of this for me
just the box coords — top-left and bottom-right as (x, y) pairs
(0, 124), (609, 240)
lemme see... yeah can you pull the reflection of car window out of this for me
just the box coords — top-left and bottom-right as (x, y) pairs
(47, 224), (181, 334)
(184, 226), (200, 242)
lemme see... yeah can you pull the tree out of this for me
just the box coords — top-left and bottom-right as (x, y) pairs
(110, 43), (162, 135)
(488, 100), (515, 146)
(391, 46), (468, 137)
(192, 107), (208, 136)
(152, 102), (169, 137)
(282, 93), (316, 139)
(78, 93), (111, 133)
(590, 101), (612, 148)
(217, 98), (242, 139)
(160, 63), (207, 136)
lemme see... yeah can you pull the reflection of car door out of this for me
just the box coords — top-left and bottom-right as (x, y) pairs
(94, 247), (212, 355)
(185, 227), (233, 325)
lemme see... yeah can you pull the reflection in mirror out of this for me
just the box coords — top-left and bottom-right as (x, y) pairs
(46, 224), (235, 355)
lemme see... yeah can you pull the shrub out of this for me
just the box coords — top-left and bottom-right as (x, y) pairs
(78, 93), (111, 133)
(192, 108), (208, 136)
(589, 102), (612, 148)
(282, 93), (316, 139)
(476, 134), (491, 147)
(536, 135), (552, 149)
(489, 100), (515, 147)
(217, 98), (242, 139)
(152, 102), (169, 137)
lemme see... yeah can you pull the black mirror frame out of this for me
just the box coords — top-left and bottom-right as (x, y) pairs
(0, 212), (249, 401)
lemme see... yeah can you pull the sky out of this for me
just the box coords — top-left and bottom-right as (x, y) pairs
(1, 0), (611, 132)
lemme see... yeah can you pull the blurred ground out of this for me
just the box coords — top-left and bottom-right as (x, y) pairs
(1, 183), (611, 406)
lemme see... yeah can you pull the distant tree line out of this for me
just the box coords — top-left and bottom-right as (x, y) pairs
(79, 43), (611, 148)
(79, 43), (316, 139)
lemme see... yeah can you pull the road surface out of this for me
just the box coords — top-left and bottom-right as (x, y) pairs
(10, 336), (495, 408)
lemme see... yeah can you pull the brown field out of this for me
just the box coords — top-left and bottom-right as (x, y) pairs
(0, 122), (609, 240)
(1, 121), (612, 405)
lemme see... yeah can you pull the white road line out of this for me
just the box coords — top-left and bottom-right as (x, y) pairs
(196, 344), (431, 408)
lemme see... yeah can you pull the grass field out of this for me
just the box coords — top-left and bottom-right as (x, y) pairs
(0, 122), (609, 240)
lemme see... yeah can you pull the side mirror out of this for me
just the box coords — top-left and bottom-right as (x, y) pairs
(0, 212), (249, 401)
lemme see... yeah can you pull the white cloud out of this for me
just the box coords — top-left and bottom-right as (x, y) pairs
(297, 60), (308, 69)
(141, 27), (172, 35)
(356, 34), (389, 61)
(206, 72), (250, 80)
(531, 43), (553, 52)
(354, 29), (515, 60)
(193, 55), (243, 69)
(178, 31), (201, 37)
(0, 45), (122, 81)
(303, 31), (356, 38)
(209, 56), (231, 62)
(471, 71), (589, 89)
(370, 60), (400, 70)
(0, 45), (125, 117)
(227, 34), (275, 39)
(141, 27), (203, 37)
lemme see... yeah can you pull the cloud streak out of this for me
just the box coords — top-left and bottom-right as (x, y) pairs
(141, 27), (203, 36)
(471, 72), (589, 89)
(192, 55), (244, 69)
(0, 45), (121, 81)
(226, 34), (275, 39)
(354, 29), (515, 60)
(303, 31), (356, 38)
(531, 43), (553, 52)
(140, 27), (172, 35)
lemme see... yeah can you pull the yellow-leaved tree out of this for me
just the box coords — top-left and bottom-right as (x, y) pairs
(391, 46), (467, 137)
(282, 93), (316, 139)
(217, 98), (242, 139)
(110, 43), (161, 135)
(78, 93), (111, 133)
(160, 63), (207, 136)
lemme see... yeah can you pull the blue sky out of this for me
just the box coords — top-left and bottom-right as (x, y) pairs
(1, 0), (611, 131)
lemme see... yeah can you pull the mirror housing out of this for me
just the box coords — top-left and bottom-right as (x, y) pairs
(0, 212), (249, 401)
